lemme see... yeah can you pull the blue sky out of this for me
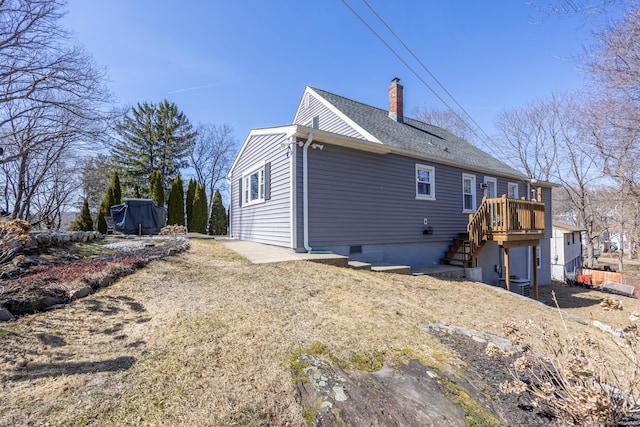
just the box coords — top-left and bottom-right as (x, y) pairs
(63, 1), (612, 147)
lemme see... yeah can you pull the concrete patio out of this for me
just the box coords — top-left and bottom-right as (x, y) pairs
(216, 238), (466, 278)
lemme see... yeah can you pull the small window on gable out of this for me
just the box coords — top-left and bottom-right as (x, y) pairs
(462, 173), (476, 212)
(416, 164), (435, 200)
(305, 116), (319, 129)
(241, 162), (270, 206)
(303, 92), (310, 109)
(508, 182), (519, 199)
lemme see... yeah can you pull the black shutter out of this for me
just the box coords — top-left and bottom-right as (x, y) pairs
(238, 178), (243, 207)
(265, 162), (271, 200)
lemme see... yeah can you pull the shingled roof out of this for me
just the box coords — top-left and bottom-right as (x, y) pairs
(310, 87), (526, 179)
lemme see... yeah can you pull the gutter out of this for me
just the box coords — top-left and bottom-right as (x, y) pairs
(302, 133), (314, 252)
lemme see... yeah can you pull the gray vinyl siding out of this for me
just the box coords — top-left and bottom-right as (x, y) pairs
(229, 132), (291, 247)
(294, 92), (366, 139)
(306, 144), (476, 248)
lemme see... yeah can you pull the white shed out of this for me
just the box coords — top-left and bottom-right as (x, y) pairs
(551, 220), (585, 282)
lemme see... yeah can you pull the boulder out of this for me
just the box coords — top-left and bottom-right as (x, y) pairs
(0, 308), (15, 322)
(70, 286), (93, 300)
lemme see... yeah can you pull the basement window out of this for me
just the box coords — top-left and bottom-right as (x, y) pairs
(349, 245), (362, 255)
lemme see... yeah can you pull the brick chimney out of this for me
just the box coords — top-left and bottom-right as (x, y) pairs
(388, 77), (403, 123)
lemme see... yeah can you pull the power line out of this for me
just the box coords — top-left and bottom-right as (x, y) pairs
(340, 0), (504, 159)
(361, 0), (494, 144)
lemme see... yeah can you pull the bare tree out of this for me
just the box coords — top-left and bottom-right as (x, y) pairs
(496, 93), (607, 266)
(80, 155), (115, 214)
(578, 3), (640, 269)
(0, 0), (115, 226)
(411, 106), (477, 143)
(495, 95), (564, 182)
(189, 123), (237, 211)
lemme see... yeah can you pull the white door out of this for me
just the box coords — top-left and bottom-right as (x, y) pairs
(484, 177), (497, 199)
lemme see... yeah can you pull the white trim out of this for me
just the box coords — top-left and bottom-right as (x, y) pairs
(241, 161), (266, 207)
(302, 133), (314, 251)
(415, 164), (435, 200)
(508, 182), (519, 199)
(484, 176), (497, 199)
(302, 87), (381, 143)
(228, 125), (297, 177)
(229, 124), (542, 186)
(462, 173), (476, 213)
(289, 137), (297, 249)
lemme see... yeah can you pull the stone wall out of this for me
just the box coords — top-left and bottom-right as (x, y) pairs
(27, 231), (103, 250)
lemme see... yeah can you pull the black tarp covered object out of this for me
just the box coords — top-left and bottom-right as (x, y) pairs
(110, 198), (167, 235)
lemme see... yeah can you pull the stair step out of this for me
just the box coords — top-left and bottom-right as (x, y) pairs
(446, 252), (468, 261)
(371, 265), (412, 275)
(348, 260), (372, 271)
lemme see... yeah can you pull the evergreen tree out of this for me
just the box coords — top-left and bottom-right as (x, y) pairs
(208, 189), (227, 235)
(191, 184), (208, 234)
(167, 175), (185, 226)
(185, 178), (196, 229)
(110, 171), (122, 205)
(97, 187), (115, 234)
(69, 199), (94, 231)
(131, 185), (141, 198)
(149, 170), (164, 206)
(112, 100), (196, 193)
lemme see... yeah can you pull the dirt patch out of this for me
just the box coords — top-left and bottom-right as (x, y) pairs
(0, 236), (189, 318)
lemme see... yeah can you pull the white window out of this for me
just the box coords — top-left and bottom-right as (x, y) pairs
(416, 164), (435, 200)
(242, 164), (265, 206)
(462, 173), (476, 212)
(537, 245), (541, 269)
(508, 182), (519, 199)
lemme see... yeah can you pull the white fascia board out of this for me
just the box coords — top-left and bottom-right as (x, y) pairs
(227, 125), (297, 178)
(306, 87), (381, 144)
(289, 126), (391, 154)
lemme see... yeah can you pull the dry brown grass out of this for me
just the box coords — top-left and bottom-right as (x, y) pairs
(1, 240), (638, 426)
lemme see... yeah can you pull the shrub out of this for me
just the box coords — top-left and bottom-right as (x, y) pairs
(208, 189), (227, 235)
(159, 225), (187, 237)
(69, 199), (94, 231)
(0, 219), (31, 264)
(495, 291), (640, 426)
(167, 175), (185, 226)
(190, 184), (208, 234)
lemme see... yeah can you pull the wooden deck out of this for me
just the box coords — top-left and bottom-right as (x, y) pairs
(468, 193), (545, 298)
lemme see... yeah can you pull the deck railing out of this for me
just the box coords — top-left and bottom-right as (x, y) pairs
(467, 195), (545, 265)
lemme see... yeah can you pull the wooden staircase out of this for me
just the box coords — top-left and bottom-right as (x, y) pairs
(441, 233), (477, 267)
(443, 195), (546, 269)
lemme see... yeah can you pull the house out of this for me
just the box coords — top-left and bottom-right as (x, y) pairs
(228, 79), (553, 294)
(550, 220), (585, 282)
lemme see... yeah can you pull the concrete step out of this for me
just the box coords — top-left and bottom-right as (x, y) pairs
(348, 260), (372, 271)
(371, 265), (412, 275)
(443, 258), (467, 267)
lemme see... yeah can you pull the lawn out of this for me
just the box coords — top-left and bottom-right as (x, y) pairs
(1, 240), (639, 426)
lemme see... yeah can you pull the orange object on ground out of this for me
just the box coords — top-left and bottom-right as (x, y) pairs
(581, 269), (623, 288)
(577, 274), (592, 288)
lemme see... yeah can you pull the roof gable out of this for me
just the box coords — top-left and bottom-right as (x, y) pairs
(292, 87), (381, 143)
(309, 87), (526, 179)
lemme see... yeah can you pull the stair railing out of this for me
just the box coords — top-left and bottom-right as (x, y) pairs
(467, 195), (545, 266)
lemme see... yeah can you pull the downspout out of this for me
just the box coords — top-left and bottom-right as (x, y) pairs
(303, 132), (314, 252)
(289, 136), (297, 249)
(226, 177), (232, 237)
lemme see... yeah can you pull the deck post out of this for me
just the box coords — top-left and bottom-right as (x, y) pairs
(504, 248), (510, 291)
(532, 245), (539, 299)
